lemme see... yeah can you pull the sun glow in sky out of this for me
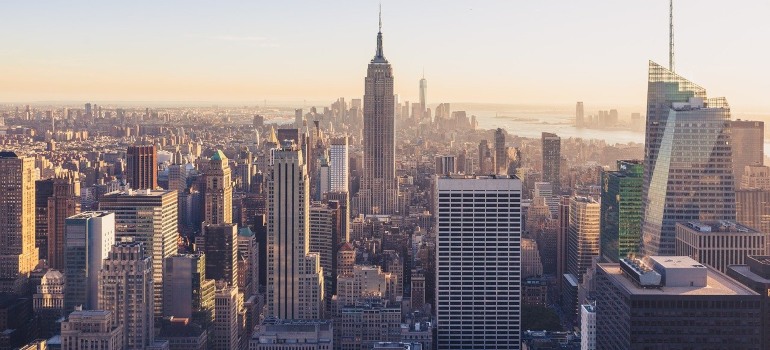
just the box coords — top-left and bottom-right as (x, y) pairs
(3, 1), (770, 113)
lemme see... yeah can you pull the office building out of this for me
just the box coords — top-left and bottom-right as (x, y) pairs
(60, 310), (123, 350)
(267, 142), (324, 319)
(238, 227), (259, 297)
(736, 188), (770, 253)
(477, 140), (494, 175)
(336, 300), (401, 350)
(249, 319), (333, 350)
(156, 318), (208, 350)
(35, 179), (55, 261)
(199, 223), (238, 287)
(47, 176), (81, 270)
(361, 14), (398, 215)
(330, 136), (349, 193)
(212, 282), (239, 350)
(0, 151), (39, 293)
(99, 243), (155, 350)
(600, 160), (643, 262)
(642, 61), (736, 256)
(494, 128), (506, 174)
(334, 265), (398, 306)
(434, 155), (456, 175)
(99, 189), (178, 318)
(741, 164), (770, 190)
(580, 304), (595, 350)
(732, 120), (764, 186)
(309, 201), (342, 309)
(541, 132), (561, 194)
(576, 102), (584, 127)
(64, 211), (115, 311)
(33, 269), (66, 338)
(126, 145), (157, 190)
(675, 221), (765, 273)
(167, 164), (188, 192)
(521, 238), (543, 278)
(596, 256), (761, 349)
(325, 191), (350, 244)
(337, 243), (355, 277)
(567, 197), (600, 283)
(726, 255), (770, 349)
(163, 254), (215, 323)
(419, 75), (427, 117)
(204, 150), (233, 225)
(435, 175), (522, 349)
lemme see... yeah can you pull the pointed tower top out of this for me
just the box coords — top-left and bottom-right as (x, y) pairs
(379, 3), (382, 33)
(373, 4), (386, 62)
(669, 0), (675, 72)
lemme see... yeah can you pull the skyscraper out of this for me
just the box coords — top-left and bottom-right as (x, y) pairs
(731, 119), (764, 187)
(419, 74), (427, 118)
(163, 253), (215, 323)
(567, 196), (600, 283)
(47, 176), (81, 270)
(478, 139), (494, 175)
(494, 128), (506, 174)
(575, 101), (585, 127)
(641, 61), (735, 256)
(267, 142), (324, 320)
(99, 242), (154, 350)
(541, 132), (561, 194)
(205, 150), (233, 225)
(212, 281), (239, 350)
(126, 145), (157, 190)
(361, 10), (398, 215)
(329, 136), (349, 193)
(64, 211), (115, 312)
(435, 175), (522, 350)
(0, 151), (39, 293)
(200, 223), (238, 287)
(99, 189), (178, 318)
(600, 160), (643, 262)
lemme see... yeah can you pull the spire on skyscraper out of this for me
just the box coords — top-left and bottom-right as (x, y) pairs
(669, 0), (675, 72)
(374, 4), (385, 61)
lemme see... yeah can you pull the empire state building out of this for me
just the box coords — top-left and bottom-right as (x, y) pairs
(361, 10), (397, 215)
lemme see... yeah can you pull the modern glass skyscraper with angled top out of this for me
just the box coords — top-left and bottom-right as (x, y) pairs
(641, 61), (735, 256)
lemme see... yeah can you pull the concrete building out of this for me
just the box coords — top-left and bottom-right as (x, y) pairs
(46, 176), (81, 270)
(99, 243), (155, 350)
(199, 223), (238, 287)
(521, 238), (543, 278)
(310, 201), (343, 311)
(204, 150), (233, 225)
(541, 132), (561, 194)
(337, 243), (355, 277)
(580, 304), (595, 350)
(60, 310), (123, 350)
(329, 137), (349, 193)
(163, 254), (214, 324)
(156, 318), (208, 350)
(126, 144), (157, 190)
(249, 318), (333, 350)
(33, 269), (66, 338)
(267, 142), (324, 320)
(99, 189), (178, 317)
(494, 128), (506, 175)
(64, 211), (115, 312)
(212, 282), (239, 350)
(435, 175), (522, 349)
(434, 155), (456, 176)
(600, 160), (643, 262)
(238, 227), (259, 297)
(567, 196), (600, 283)
(596, 256), (762, 349)
(675, 221), (765, 273)
(336, 300), (401, 350)
(726, 255), (770, 349)
(334, 265), (398, 307)
(642, 62), (736, 256)
(0, 151), (39, 293)
(731, 120), (764, 187)
(741, 165), (770, 190)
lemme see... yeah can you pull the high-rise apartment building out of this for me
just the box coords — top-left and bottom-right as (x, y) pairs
(731, 119), (764, 186)
(46, 176), (81, 270)
(99, 189), (178, 318)
(596, 256), (761, 349)
(642, 61), (736, 256)
(600, 160), (643, 262)
(675, 221), (765, 273)
(361, 15), (398, 215)
(64, 211), (115, 312)
(541, 132), (561, 194)
(205, 150), (233, 225)
(435, 175), (522, 350)
(126, 145), (157, 190)
(567, 196), (600, 283)
(267, 142), (324, 320)
(0, 151), (39, 293)
(329, 136), (349, 193)
(494, 128), (506, 174)
(99, 243), (155, 350)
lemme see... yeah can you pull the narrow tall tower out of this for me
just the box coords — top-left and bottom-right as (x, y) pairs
(669, 0), (675, 72)
(361, 7), (398, 215)
(204, 150), (233, 225)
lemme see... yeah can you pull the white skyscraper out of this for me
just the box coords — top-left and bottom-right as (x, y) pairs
(329, 136), (349, 193)
(267, 141), (324, 320)
(435, 175), (522, 350)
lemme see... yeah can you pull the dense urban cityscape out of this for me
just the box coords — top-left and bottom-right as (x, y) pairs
(1, 1), (770, 350)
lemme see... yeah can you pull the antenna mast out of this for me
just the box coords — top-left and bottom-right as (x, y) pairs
(669, 0), (675, 72)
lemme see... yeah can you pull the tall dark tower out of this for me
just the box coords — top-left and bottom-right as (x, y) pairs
(126, 145), (157, 190)
(361, 7), (397, 215)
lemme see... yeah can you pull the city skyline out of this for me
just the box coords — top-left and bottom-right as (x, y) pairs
(3, 1), (770, 115)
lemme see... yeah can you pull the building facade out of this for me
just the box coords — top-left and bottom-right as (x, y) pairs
(541, 132), (561, 194)
(64, 211), (115, 311)
(675, 221), (765, 273)
(600, 160), (643, 262)
(126, 144), (157, 190)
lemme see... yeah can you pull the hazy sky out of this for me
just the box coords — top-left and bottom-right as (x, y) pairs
(3, 1), (770, 113)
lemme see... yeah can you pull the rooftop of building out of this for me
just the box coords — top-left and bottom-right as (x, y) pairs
(157, 318), (206, 338)
(210, 150), (227, 161)
(581, 304), (596, 313)
(437, 174), (519, 180)
(598, 261), (757, 296)
(104, 188), (174, 197)
(727, 265), (770, 285)
(238, 226), (254, 237)
(677, 220), (758, 234)
(67, 211), (113, 220)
